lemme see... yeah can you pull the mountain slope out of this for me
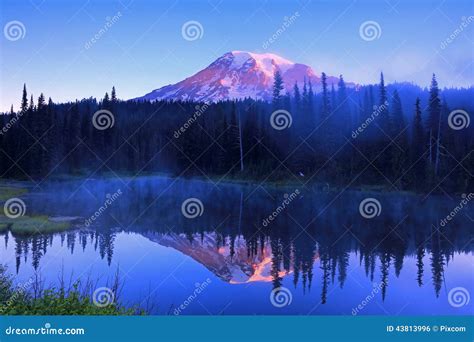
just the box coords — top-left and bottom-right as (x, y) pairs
(143, 231), (301, 284)
(134, 51), (350, 102)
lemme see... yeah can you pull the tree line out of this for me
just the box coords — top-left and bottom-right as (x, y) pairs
(0, 74), (472, 193)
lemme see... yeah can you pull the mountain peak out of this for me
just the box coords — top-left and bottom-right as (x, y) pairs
(228, 51), (296, 77)
(134, 51), (347, 102)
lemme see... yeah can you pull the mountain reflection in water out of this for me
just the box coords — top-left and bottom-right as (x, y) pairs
(1, 177), (472, 314)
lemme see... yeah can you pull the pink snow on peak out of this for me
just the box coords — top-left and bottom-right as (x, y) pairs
(135, 51), (353, 102)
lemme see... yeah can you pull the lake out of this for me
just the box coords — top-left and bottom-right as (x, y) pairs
(1, 176), (472, 315)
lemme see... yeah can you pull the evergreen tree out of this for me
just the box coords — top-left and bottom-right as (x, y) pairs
(227, 105), (241, 172)
(1, 80), (471, 193)
(378, 72), (393, 179)
(428, 74), (441, 166)
(302, 78), (308, 104)
(379, 73), (387, 105)
(21, 84), (28, 112)
(390, 90), (404, 132)
(37, 93), (46, 111)
(390, 90), (407, 185)
(46, 97), (58, 171)
(337, 75), (349, 128)
(35, 93), (47, 176)
(307, 80), (314, 115)
(111, 86), (117, 102)
(293, 82), (301, 111)
(29, 95), (35, 111)
(321, 73), (330, 119)
(379, 72), (389, 132)
(272, 71), (284, 107)
(411, 97), (425, 187)
(103, 92), (110, 108)
(330, 84), (336, 114)
(362, 88), (372, 122)
(337, 75), (347, 103)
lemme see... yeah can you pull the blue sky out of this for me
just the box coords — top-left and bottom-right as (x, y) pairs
(1, 0), (473, 111)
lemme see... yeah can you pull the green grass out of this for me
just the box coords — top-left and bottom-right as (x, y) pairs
(0, 265), (142, 315)
(1, 286), (138, 315)
(0, 186), (28, 201)
(0, 184), (74, 235)
(0, 215), (72, 235)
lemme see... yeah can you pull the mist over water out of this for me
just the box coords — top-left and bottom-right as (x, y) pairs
(1, 176), (472, 315)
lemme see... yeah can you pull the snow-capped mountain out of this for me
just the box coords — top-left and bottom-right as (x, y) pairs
(134, 51), (351, 102)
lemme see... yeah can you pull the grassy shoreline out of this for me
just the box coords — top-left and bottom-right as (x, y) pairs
(0, 185), (81, 236)
(0, 265), (144, 315)
(0, 215), (73, 236)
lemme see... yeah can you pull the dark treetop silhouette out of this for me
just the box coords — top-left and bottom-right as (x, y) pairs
(1, 73), (473, 193)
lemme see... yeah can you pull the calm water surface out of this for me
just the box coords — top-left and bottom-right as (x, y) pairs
(1, 177), (472, 315)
